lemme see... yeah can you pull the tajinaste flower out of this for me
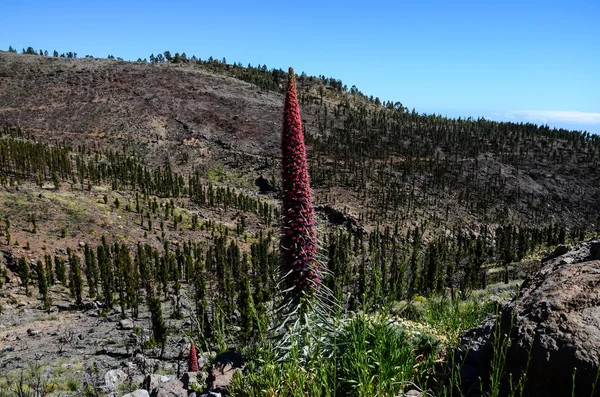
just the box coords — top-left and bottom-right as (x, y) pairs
(280, 67), (320, 296)
(188, 342), (199, 372)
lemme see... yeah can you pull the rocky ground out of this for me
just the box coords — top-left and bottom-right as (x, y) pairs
(0, 263), (225, 395)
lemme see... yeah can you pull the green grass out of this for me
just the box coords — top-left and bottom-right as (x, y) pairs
(0, 360), (92, 397)
(225, 286), (560, 397)
(418, 294), (496, 346)
(229, 293), (494, 397)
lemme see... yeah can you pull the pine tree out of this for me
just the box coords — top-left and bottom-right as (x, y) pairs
(408, 229), (422, 296)
(55, 255), (67, 286)
(424, 241), (441, 294)
(148, 296), (168, 358)
(68, 250), (83, 306)
(193, 256), (210, 338)
(36, 260), (50, 310)
(19, 258), (30, 296)
(238, 253), (256, 340)
(45, 254), (55, 285)
(84, 244), (98, 298)
(97, 237), (114, 309)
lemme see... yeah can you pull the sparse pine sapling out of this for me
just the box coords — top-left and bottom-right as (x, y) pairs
(19, 257), (30, 296)
(55, 255), (67, 286)
(52, 171), (60, 190)
(36, 260), (50, 310)
(280, 67), (320, 299)
(149, 296), (168, 358)
(84, 244), (98, 298)
(45, 254), (54, 285)
(29, 214), (37, 234)
(193, 258), (210, 337)
(68, 249), (83, 306)
(97, 238), (114, 309)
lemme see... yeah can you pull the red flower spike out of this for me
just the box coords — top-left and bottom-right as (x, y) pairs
(188, 342), (199, 372)
(281, 67), (320, 296)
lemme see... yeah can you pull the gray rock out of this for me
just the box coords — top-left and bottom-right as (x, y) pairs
(26, 328), (40, 336)
(150, 379), (187, 397)
(2, 345), (15, 352)
(119, 319), (134, 330)
(398, 391), (422, 397)
(128, 332), (140, 344)
(131, 375), (145, 389)
(197, 353), (209, 370)
(123, 390), (150, 397)
(144, 374), (172, 391)
(122, 361), (137, 370)
(134, 354), (158, 374)
(104, 369), (128, 391)
(180, 371), (206, 390)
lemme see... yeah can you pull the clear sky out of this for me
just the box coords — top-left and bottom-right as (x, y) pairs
(2, 0), (599, 133)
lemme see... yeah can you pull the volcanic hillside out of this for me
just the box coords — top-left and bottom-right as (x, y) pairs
(1, 50), (599, 235)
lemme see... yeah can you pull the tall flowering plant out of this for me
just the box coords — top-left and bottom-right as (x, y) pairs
(188, 342), (199, 372)
(280, 67), (320, 297)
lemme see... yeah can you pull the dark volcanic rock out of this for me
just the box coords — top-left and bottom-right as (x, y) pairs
(456, 241), (600, 397)
(314, 204), (364, 237)
(551, 244), (570, 257)
(1, 250), (16, 273)
(254, 176), (275, 193)
(591, 242), (600, 260)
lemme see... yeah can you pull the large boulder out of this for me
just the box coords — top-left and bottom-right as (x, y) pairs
(118, 318), (135, 330)
(104, 369), (129, 391)
(143, 374), (173, 391)
(149, 379), (187, 397)
(208, 351), (246, 391)
(180, 371), (206, 390)
(254, 176), (276, 193)
(456, 241), (600, 397)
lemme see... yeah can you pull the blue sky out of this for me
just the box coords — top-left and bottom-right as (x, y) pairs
(2, 0), (599, 133)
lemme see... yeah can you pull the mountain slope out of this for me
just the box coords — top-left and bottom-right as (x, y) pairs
(1, 50), (599, 234)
